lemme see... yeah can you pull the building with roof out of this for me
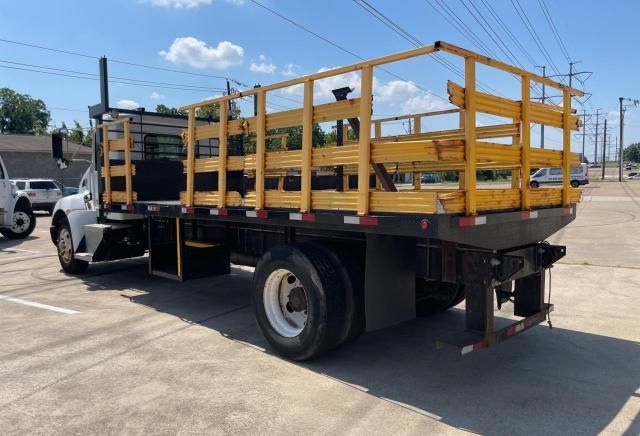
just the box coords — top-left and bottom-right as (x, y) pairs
(0, 134), (91, 187)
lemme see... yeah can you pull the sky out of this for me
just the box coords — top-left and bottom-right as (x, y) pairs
(1, 0), (639, 161)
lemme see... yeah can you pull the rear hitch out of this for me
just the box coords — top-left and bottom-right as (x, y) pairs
(437, 242), (563, 354)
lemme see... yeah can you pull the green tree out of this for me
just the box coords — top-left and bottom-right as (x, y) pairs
(0, 88), (50, 134)
(623, 143), (640, 162)
(155, 104), (186, 116)
(196, 104), (220, 120)
(68, 121), (84, 144)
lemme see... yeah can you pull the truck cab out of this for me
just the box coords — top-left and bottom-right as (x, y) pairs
(0, 154), (36, 239)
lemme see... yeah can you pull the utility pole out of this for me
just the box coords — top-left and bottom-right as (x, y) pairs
(619, 97), (640, 181)
(594, 109), (601, 165)
(578, 110), (597, 163)
(601, 119), (607, 180)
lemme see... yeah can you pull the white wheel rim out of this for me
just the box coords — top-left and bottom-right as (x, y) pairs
(263, 269), (308, 338)
(11, 211), (30, 234)
(58, 228), (73, 263)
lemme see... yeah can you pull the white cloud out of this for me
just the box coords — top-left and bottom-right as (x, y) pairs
(249, 54), (276, 74)
(117, 99), (140, 109)
(282, 63), (299, 77)
(159, 37), (244, 69)
(280, 67), (448, 114)
(142, 0), (212, 8)
(281, 67), (360, 99)
(149, 92), (165, 100)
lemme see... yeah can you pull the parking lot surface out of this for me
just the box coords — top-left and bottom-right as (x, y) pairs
(1, 182), (639, 435)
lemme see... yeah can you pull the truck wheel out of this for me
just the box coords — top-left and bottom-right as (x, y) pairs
(0, 203), (36, 239)
(253, 243), (351, 361)
(415, 279), (465, 316)
(309, 240), (365, 346)
(570, 180), (580, 188)
(530, 180), (539, 188)
(56, 221), (88, 275)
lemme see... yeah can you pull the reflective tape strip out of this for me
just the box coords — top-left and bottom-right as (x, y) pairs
(210, 208), (228, 216)
(343, 216), (378, 226)
(459, 215), (487, 227)
(181, 207), (194, 215)
(461, 341), (486, 355)
(507, 319), (532, 337)
(520, 210), (539, 220)
(289, 213), (315, 222)
(563, 206), (573, 215)
(147, 205), (160, 212)
(246, 210), (268, 219)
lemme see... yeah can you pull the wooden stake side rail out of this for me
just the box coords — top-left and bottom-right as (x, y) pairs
(98, 118), (136, 206)
(103, 42), (585, 217)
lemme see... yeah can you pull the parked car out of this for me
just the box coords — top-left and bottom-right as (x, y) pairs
(52, 180), (79, 197)
(627, 173), (640, 180)
(12, 179), (63, 214)
(421, 173), (437, 184)
(624, 164), (638, 170)
(530, 164), (589, 188)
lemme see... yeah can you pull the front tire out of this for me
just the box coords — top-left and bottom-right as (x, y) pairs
(0, 203), (36, 239)
(530, 180), (540, 188)
(56, 221), (88, 275)
(253, 243), (353, 361)
(570, 180), (580, 188)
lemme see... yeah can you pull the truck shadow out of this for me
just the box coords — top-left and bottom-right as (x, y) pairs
(80, 260), (639, 435)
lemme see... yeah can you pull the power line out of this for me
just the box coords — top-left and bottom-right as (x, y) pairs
(0, 59), (228, 92)
(537, 0), (571, 62)
(0, 63), (230, 93)
(352, 0), (507, 97)
(459, 0), (522, 68)
(478, 0), (538, 67)
(509, 0), (563, 79)
(247, 0), (453, 107)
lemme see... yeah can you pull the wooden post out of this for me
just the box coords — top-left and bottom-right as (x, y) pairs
(511, 118), (521, 189)
(102, 125), (111, 204)
(521, 76), (531, 210)
(123, 120), (133, 205)
(186, 108), (196, 207)
(300, 80), (313, 213)
(464, 58), (477, 216)
(562, 88), (571, 206)
(218, 102), (228, 208)
(374, 121), (381, 138)
(458, 110), (465, 189)
(413, 172), (421, 190)
(255, 90), (266, 210)
(413, 116), (421, 134)
(357, 65), (373, 216)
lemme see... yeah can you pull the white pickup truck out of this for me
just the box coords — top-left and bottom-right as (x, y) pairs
(0, 154), (36, 239)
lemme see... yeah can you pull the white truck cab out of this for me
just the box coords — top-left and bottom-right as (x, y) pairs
(0, 154), (36, 239)
(530, 164), (589, 188)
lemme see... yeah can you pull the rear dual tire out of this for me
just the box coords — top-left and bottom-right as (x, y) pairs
(253, 242), (364, 361)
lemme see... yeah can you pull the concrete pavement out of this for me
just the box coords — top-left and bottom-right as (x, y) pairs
(0, 182), (638, 435)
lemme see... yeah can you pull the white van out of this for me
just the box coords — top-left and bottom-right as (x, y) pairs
(530, 164), (588, 188)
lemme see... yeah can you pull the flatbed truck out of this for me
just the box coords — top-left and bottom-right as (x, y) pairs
(51, 42), (583, 360)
